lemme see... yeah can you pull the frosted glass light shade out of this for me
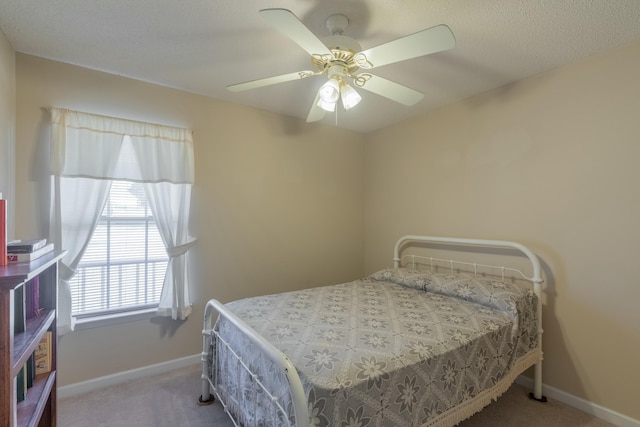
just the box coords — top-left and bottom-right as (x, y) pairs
(341, 84), (362, 110)
(318, 78), (340, 103)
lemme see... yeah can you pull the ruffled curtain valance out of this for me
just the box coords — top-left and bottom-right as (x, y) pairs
(50, 108), (194, 183)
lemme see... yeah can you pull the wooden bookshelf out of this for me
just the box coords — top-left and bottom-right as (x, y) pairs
(0, 250), (66, 427)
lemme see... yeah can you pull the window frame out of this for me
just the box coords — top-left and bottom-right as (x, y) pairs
(69, 180), (168, 322)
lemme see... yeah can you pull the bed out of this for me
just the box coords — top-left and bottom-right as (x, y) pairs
(199, 235), (545, 426)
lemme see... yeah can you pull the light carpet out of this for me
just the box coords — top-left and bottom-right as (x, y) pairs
(59, 364), (615, 426)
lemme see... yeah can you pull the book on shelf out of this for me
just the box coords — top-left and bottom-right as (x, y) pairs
(7, 238), (47, 254)
(26, 353), (36, 388)
(35, 331), (52, 375)
(25, 277), (41, 319)
(14, 285), (26, 334)
(17, 365), (27, 402)
(7, 242), (54, 263)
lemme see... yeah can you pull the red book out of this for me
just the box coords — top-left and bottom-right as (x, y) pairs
(0, 198), (7, 266)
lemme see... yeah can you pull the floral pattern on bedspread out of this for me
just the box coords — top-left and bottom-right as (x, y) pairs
(212, 269), (538, 427)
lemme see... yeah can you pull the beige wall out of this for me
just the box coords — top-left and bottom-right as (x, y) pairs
(0, 30), (15, 236)
(365, 39), (640, 420)
(11, 36), (640, 421)
(15, 54), (365, 385)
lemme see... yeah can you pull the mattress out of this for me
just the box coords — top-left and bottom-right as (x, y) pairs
(211, 268), (539, 426)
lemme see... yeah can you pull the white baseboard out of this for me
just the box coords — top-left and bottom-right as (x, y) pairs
(58, 354), (201, 399)
(516, 375), (640, 427)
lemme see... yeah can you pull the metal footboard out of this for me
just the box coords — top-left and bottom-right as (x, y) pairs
(200, 299), (309, 426)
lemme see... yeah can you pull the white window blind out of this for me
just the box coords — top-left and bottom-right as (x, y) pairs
(69, 181), (168, 317)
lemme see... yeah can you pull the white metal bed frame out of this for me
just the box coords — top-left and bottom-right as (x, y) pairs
(199, 235), (546, 426)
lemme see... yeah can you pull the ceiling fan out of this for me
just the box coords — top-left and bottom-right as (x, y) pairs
(227, 8), (455, 122)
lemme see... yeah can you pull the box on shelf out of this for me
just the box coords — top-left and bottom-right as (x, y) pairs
(35, 331), (52, 375)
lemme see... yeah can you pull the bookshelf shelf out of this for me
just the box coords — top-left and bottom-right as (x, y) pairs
(1, 250), (66, 427)
(11, 310), (55, 377)
(16, 371), (56, 427)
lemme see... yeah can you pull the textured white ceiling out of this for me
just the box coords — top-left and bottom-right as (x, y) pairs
(1, 0), (640, 133)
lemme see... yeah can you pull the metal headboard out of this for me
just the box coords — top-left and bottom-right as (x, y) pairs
(392, 235), (545, 400)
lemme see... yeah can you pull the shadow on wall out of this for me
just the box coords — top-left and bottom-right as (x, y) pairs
(32, 108), (53, 239)
(402, 238), (588, 401)
(151, 316), (188, 339)
(533, 245), (586, 399)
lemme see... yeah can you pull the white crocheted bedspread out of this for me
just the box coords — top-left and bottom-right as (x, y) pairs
(210, 268), (539, 426)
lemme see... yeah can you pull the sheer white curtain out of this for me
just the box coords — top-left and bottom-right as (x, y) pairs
(50, 177), (113, 334)
(142, 182), (196, 320)
(49, 108), (196, 334)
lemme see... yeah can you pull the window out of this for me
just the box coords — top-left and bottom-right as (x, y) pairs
(51, 108), (195, 334)
(69, 181), (168, 318)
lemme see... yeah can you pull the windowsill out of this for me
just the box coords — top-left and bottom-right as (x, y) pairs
(74, 308), (158, 331)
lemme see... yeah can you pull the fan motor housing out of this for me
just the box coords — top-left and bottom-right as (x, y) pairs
(313, 35), (362, 75)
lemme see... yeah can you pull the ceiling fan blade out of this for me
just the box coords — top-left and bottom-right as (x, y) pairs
(259, 9), (332, 57)
(358, 25), (455, 69)
(358, 74), (424, 106)
(306, 91), (326, 122)
(227, 71), (317, 92)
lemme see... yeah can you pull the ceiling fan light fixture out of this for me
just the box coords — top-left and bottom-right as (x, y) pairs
(341, 83), (362, 110)
(318, 78), (340, 103)
(231, 9), (456, 126)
